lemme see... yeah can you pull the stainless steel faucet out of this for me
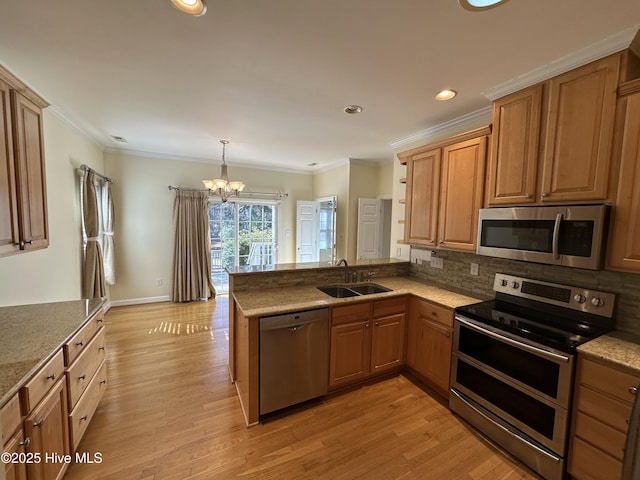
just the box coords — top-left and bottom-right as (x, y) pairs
(336, 258), (349, 282)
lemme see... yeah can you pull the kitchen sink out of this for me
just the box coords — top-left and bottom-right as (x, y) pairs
(317, 283), (392, 298)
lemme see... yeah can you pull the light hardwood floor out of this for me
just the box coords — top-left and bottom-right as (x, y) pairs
(63, 298), (541, 480)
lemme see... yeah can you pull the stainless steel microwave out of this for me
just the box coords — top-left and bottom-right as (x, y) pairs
(476, 204), (610, 270)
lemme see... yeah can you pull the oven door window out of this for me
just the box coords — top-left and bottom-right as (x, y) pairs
(458, 326), (560, 398)
(456, 360), (556, 440)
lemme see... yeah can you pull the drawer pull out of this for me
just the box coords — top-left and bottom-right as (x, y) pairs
(99, 346), (106, 351)
(80, 415), (88, 422)
(444, 331), (451, 338)
(19, 437), (31, 447)
(33, 419), (44, 428)
(627, 418), (631, 425)
(78, 374), (86, 381)
(630, 386), (638, 395)
(431, 311), (438, 316)
(46, 373), (56, 381)
(76, 341), (84, 347)
(97, 318), (104, 324)
(100, 380), (106, 386)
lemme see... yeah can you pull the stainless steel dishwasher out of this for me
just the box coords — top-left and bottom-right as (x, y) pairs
(259, 308), (329, 415)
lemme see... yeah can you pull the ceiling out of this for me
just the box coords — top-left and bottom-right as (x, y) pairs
(0, 1), (639, 172)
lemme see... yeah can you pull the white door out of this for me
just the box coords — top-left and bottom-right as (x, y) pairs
(357, 198), (381, 259)
(296, 201), (318, 262)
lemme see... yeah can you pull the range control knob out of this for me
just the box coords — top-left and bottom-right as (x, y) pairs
(591, 297), (604, 307)
(500, 279), (508, 287)
(511, 281), (520, 289)
(573, 294), (586, 304)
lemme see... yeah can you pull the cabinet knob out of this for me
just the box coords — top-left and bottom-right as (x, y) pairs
(630, 386), (638, 395)
(431, 311), (438, 317)
(78, 374), (86, 381)
(76, 341), (84, 347)
(97, 318), (104, 324)
(80, 415), (88, 422)
(99, 346), (106, 351)
(33, 419), (44, 428)
(19, 437), (31, 447)
(525, 193), (532, 199)
(100, 380), (106, 386)
(444, 331), (451, 338)
(375, 322), (380, 327)
(365, 323), (369, 328)
(541, 192), (549, 197)
(46, 373), (56, 381)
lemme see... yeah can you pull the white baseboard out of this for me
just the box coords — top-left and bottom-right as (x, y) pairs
(108, 295), (171, 308)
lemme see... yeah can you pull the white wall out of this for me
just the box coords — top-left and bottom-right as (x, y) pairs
(0, 111), (104, 306)
(313, 162), (350, 260)
(104, 152), (314, 302)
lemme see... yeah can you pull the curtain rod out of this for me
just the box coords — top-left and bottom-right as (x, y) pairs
(78, 164), (114, 183)
(168, 185), (288, 199)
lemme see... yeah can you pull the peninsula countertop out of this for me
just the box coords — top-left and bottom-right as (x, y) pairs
(0, 298), (104, 409)
(232, 276), (483, 318)
(578, 331), (640, 375)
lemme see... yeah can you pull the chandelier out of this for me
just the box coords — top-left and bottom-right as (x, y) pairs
(203, 140), (245, 202)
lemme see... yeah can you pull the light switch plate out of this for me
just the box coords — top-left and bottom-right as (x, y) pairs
(470, 263), (479, 276)
(431, 257), (444, 269)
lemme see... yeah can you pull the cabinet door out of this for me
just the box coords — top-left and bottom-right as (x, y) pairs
(24, 379), (69, 480)
(607, 90), (640, 272)
(11, 91), (48, 251)
(486, 84), (543, 205)
(4, 429), (28, 480)
(370, 313), (405, 375)
(540, 54), (620, 203)
(329, 321), (371, 388)
(0, 79), (19, 256)
(438, 136), (486, 251)
(418, 318), (453, 395)
(404, 148), (440, 246)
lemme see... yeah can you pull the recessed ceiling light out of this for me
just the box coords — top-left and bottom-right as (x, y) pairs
(110, 135), (128, 143)
(344, 105), (363, 114)
(170, 0), (207, 16)
(434, 90), (457, 101)
(459, 0), (509, 11)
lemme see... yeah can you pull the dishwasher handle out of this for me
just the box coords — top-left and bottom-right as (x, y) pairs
(288, 324), (307, 331)
(259, 308), (329, 332)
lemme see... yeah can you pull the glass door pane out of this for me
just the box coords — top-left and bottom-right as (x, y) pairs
(238, 204), (275, 266)
(209, 202), (236, 294)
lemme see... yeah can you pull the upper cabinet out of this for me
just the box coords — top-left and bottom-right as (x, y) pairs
(400, 127), (489, 252)
(0, 66), (49, 257)
(486, 53), (622, 206)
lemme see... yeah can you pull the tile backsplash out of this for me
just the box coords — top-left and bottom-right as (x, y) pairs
(409, 249), (640, 336)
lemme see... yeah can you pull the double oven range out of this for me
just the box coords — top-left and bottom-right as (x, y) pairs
(450, 273), (616, 480)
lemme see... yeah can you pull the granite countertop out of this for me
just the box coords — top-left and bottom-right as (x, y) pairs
(578, 332), (640, 375)
(232, 276), (482, 318)
(0, 298), (104, 409)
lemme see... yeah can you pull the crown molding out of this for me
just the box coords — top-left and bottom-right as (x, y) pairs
(47, 105), (107, 151)
(483, 24), (640, 100)
(389, 106), (492, 150)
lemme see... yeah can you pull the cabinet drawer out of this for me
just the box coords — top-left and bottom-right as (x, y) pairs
(573, 410), (626, 461)
(64, 307), (105, 366)
(21, 349), (65, 414)
(580, 357), (640, 403)
(331, 302), (370, 326)
(569, 436), (622, 480)
(1, 393), (21, 444)
(411, 298), (453, 327)
(372, 297), (406, 318)
(69, 359), (107, 451)
(67, 327), (106, 409)
(575, 384), (631, 433)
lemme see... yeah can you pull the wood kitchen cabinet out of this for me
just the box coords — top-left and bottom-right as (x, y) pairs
(607, 79), (640, 272)
(568, 355), (640, 480)
(406, 297), (453, 397)
(2, 394), (27, 480)
(329, 297), (406, 389)
(486, 54), (621, 206)
(399, 127), (489, 252)
(0, 66), (49, 257)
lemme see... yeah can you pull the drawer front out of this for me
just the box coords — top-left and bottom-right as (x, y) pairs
(580, 357), (640, 403)
(69, 359), (107, 451)
(569, 436), (622, 480)
(21, 349), (65, 414)
(67, 327), (106, 408)
(575, 384), (632, 433)
(573, 410), (626, 461)
(1, 393), (21, 444)
(331, 302), (371, 326)
(411, 298), (453, 327)
(372, 296), (406, 318)
(64, 307), (105, 366)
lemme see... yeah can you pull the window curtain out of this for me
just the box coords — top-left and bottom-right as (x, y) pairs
(81, 170), (106, 298)
(102, 181), (116, 285)
(171, 190), (216, 302)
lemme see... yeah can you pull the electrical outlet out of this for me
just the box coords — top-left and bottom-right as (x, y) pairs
(431, 257), (444, 269)
(155, 277), (163, 286)
(470, 263), (479, 276)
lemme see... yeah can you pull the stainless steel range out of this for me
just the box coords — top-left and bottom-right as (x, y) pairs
(450, 273), (616, 480)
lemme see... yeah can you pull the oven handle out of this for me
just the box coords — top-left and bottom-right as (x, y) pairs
(450, 389), (562, 464)
(552, 213), (563, 261)
(456, 316), (571, 364)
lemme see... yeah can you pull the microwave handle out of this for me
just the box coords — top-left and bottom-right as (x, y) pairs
(552, 213), (563, 261)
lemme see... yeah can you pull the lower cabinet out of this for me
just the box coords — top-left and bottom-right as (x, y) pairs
(568, 355), (640, 480)
(329, 297), (406, 389)
(406, 297), (453, 397)
(2, 394), (27, 480)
